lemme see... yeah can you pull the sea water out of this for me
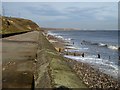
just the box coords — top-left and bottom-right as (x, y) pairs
(47, 30), (119, 80)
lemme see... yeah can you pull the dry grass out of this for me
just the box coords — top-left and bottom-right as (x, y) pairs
(1, 16), (40, 34)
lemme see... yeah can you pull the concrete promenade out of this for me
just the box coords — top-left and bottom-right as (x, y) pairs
(2, 31), (87, 89)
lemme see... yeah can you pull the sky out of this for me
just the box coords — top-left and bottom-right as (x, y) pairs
(2, 2), (118, 30)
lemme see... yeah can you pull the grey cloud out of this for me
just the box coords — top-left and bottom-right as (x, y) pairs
(64, 5), (117, 21)
(65, 6), (107, 16)
(24, 5), (64, 16)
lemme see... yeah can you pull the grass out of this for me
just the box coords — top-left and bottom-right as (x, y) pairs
(1, 16), (40, 34)
(1, 16), (88, 88)
(50, 58), (87, 88)
(35, 31), (88, 88)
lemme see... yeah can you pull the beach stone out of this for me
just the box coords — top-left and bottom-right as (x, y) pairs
(3, 68), (6, 71)
(23, 72), (28, 75)
(64, 59), (120, 89)
(34, 59), (37, 63)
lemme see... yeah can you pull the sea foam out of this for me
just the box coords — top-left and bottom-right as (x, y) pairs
(64, 55), (118, 79)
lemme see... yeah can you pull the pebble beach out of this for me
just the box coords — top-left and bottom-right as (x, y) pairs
(43, 30), (120, 89)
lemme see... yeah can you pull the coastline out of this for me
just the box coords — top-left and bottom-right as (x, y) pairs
(43, 30), (120, 88)
(2, 30), (88, 88)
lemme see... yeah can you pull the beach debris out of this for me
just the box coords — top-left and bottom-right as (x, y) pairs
(23, 72), (28, 75)
(8, 62), (11, 65)
(3, 79), (6, 82)
(53, 86), (72, 90)
(34, 59), (37, 63)
(74, 52), (76, 56)
(35, 54), (37, 58)
(13, 62), (15, 65)
(59, 48), (61, 52)
(6, 61), (16, 66)
(2, 68), (5, 71)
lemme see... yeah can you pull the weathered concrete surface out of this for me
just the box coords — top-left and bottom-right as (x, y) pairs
(2, 31), (87, 89)
(2, 31), (39, 88)
(35, 32), (87, 88)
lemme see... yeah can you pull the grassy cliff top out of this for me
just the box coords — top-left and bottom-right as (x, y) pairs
(1, 16), (40, 34)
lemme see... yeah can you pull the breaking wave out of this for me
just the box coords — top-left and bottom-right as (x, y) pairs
(81, 40), (119, 50)
(64, 55), (118, 79)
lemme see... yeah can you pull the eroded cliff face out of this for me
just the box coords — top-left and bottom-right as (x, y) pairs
(1, 16), (40, 34)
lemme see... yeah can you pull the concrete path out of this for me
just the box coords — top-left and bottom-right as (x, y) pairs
(2, 31), (39, 88)
(2, 31), (87, 89)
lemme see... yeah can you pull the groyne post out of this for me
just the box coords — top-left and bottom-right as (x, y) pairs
(98, 54), (100, 58)
(82, 53), (84, 57)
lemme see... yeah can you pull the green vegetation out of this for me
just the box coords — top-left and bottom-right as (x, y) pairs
(1, 16), (40, 34)
(50, 58), (87, 88)
(1, 16), (88, 88)
(35, 32), (87, 88)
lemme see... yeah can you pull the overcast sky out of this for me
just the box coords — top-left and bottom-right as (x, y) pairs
(2, 2), (118, 30)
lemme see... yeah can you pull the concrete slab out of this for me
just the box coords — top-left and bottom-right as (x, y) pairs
(2, 31), (39, 88)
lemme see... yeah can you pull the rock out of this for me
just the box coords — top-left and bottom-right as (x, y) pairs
(2, 68), (5, 71)
(65, 59), (120, 89)
(53, 86), (72, 90)
(13, 62), (16, 65)
(34, 59), (37, 63)
(23, 72), (27, 75)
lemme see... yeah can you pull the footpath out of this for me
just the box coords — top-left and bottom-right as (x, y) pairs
(2, 31), (87, 89)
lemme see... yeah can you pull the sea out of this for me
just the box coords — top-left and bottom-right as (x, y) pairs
(47, 30), (120, 80)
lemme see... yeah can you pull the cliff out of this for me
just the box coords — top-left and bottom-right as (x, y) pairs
(2, 17), (87, 89)
(1, 16), (40, 34)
